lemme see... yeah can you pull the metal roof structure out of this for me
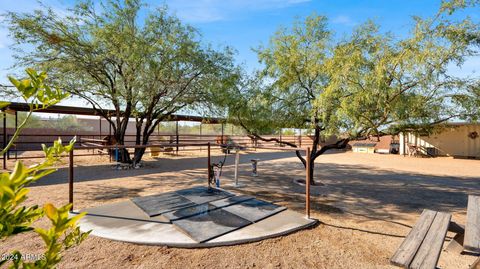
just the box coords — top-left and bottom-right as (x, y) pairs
(2, 102), (224, 123)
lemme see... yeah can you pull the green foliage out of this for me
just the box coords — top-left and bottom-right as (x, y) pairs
(1, 69), (70, 155)
(227, 6), (479, 142)
(4, 0), (239, 163)
(1, 70), (89, 268)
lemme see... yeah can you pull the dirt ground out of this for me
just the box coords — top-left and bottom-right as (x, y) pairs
(1, 149), (480, 269)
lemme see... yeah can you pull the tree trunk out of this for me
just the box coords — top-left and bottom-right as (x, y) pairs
(131, 117), (158, 165)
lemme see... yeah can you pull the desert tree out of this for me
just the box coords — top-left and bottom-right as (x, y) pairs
(225, 10), (479, 185)
(4, 0), (238, 164)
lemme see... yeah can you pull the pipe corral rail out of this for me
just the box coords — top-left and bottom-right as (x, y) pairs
(65, 143), (313, 219)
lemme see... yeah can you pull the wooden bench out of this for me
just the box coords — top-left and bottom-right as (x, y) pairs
(446, 195), (480, 269)
(391, 209), (451, 269)
(392, 195), (480, 269)
(465, 195), (480, 254)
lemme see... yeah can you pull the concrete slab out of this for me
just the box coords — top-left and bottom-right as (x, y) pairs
(74, 187), (318, 248)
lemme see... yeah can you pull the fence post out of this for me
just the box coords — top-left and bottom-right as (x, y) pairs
(14, 110), (17, 159)
(2, 108), (6, 170)
(306, 147), (311, 219)
(207, 142), (211, 188)
(69, 149), (74, 211)
(175, 121), (179, 154)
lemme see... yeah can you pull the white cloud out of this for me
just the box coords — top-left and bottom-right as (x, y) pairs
(332, 15), (357, 26)
(164, 0), (311, 23)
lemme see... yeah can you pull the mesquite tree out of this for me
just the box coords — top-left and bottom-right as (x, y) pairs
(225, 10), (478, 185)
(5, 0), (238, 164)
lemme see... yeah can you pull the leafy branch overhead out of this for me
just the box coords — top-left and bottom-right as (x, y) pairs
(5, 0), (239, 164)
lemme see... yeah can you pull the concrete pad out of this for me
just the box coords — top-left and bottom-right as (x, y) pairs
(74, 189), (317, 248)
(77, 213), (196, 246)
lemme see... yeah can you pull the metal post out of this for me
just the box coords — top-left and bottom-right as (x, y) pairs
(221, 123), (224, 144)
(108, 115), (112, 162)
(69, 149), (74, 211)
(207, 142), (211, 187)
(14, 111), (17, 159)
(99, 116), (102, 139)
(2, 108), (6, 170)
(306, 147), (311, 219)
(299, 129), (302, 148)
(199, 123), (202, 151)
(175, 121), (179, 154)
(234, 149), (240, 186)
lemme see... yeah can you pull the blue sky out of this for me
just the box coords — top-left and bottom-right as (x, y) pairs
(0, 0), (478, 90)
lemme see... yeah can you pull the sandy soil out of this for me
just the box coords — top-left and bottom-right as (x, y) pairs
(1, 150), (479, 269)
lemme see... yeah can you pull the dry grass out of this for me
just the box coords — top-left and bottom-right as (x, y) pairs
(1, 150), (479, 268)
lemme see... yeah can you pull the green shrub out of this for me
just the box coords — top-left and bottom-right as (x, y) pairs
(0, 69), (89, 268)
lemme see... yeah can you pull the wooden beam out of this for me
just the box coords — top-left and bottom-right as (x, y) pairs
(391, 209), (436, 267)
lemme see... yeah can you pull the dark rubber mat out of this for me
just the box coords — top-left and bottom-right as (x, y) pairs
(132, 187), (233, 217)
(163, 195), (253, 221)
(163, 203), (218, 221)
(179, 187), (234, 204)
(209, 195), (254, 208)
(173, 209), (251, 243)
(132, 193), (195, 217)
(221, 198), (286, 222)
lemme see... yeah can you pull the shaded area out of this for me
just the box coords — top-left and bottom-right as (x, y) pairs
(33, 151), (296, 186)
(173, 209), (252, 243)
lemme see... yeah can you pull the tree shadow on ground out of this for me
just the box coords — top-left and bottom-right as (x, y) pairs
(33, 151), (297, 186)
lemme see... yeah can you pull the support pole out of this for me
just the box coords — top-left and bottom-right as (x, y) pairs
(306, 147), (311, 219)
(199, 123), (202, 151)
(69, 149), (74, 211)
(175, 121), (179, 154)
(299, 129), (302, 148)
(109, 115), (112, 162)
(234, 149), (240, 186)
(99, 116), (102, 138)
(14, 110), (18, 159)
(2, 108), (6, 170)
(221, 123), (224, 144)
(207, 142), (211, 188)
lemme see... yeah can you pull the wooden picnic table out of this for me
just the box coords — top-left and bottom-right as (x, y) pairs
(391, 195), (480, 269)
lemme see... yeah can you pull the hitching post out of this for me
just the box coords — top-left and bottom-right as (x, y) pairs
(2, 108), (6, 170)
(234, 148), (240, 186)
(69, 149), (74, 211)
(306, 147), (311, 219)
(207, 142), (211, 188)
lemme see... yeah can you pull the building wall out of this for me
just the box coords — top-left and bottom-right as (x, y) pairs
(399, 124), (480, 158)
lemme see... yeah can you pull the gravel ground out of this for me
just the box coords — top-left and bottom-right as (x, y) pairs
(1, 150), (479, 269)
